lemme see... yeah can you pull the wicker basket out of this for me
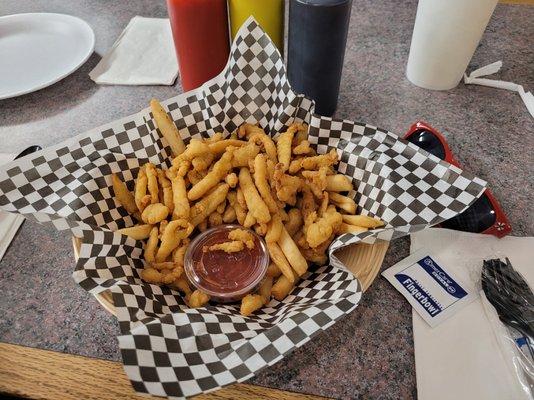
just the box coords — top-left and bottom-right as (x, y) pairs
(72, 236), (388, 316)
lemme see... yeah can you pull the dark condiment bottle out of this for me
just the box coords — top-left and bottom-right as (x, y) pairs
(288, 0), (352, 116)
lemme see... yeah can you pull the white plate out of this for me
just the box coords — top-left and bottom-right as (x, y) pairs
(0, 13), (95, 100)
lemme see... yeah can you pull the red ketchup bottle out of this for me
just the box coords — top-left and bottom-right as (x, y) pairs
(166, 0), (230, 91)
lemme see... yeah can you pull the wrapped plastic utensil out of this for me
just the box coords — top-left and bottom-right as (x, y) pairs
(481, 258), (534, 399)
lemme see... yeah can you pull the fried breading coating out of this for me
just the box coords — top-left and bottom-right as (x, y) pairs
(188, 149), (234, 201)
(273, 163), (302, 205)
(203, 240), (245, 253)
(225, 172), (238, 188)
(228, 228), (255, 249)
(285, 208), (303, 237)
(305, 206), (342, 248)
(240, 294), (264, 316)
(301, 166), (329, 198)
(156, 219), (193, 262)
(293, 139), (313, 155)
(144, 226), (159, 263)
(141, 203), (169, 224)
(231, 143), (260, 168)
(237, 123), (265, 138)
(189, 290), (210, 308)
(249, 131), (278, 163)
(253, 154), (279, 214)
(238, 168), (271, 224)
(145, 163), (159, 204)
(208, 211), (223, 227)
(276, 125), (296, 171)
(222, 204), (237, 223)
(191, 152), (215, 171)
(134, 166), (148, 212)
(326, 174), (353, 192)
(171, 175), (189, 220)
(329, 192), (357, 214)
(289, 149), (338, 173)
(189, 183), (229, 226)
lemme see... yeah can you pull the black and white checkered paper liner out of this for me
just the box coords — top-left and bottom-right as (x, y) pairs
(0, 18), (486, 399)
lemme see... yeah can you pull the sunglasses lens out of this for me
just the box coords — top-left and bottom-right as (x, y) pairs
(441, 192), (497, 233)
(406, 129), (446, 159)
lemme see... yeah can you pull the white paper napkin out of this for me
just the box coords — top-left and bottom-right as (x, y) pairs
(0, 153), (24, 262)
(410, 228), (533, 400)
(89, 16), (179, 85)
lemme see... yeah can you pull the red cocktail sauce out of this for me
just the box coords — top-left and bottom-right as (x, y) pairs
(184, 225), (269, 302)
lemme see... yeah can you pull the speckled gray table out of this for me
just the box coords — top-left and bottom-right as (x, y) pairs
(0, 1), (533, 399)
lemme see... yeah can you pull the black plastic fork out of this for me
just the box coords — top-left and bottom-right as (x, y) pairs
(482, 258), (534, 359)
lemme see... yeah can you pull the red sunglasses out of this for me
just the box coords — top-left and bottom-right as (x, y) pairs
(404, 121), (511, 238)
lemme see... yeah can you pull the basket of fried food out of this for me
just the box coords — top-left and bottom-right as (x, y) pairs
(80, 99), (386, 317)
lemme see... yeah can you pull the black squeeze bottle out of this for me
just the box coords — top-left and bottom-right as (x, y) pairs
(288, 0), (352, 116)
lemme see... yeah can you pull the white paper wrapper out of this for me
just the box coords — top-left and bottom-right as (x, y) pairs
(0, 18), (486, 399)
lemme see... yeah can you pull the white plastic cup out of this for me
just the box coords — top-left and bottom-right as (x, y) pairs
(406, 0), (498, 90)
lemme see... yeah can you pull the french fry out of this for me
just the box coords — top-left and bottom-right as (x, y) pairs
(112, 173), (138, 215)
(144, 227), (159, 263)
(266, 262), (282, 278)
(258, 276), (273, 305)
(117, 224), (153, 240)
(272, 273), (296, 301)
(329, 192), (357, 214)
(326, 174), (353, 192)
(240, 294), (264, 316)
(337, 223), (368, 234)
(267, 241), (295, 284)
(238, 168), (271, 224)
(278, 227), (308, 276)
(150, 99), (185, 156)
(341, 214), (384, 228)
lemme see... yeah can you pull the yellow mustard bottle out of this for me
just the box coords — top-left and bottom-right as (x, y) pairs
(228, 0), (284, 53)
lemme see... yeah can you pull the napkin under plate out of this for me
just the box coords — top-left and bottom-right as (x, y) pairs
(89, 16), (178, 85)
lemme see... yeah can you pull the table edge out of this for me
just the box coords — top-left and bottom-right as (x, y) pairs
(0, 342), (327, 400)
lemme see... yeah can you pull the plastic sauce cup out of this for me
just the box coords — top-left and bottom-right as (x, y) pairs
(184, 225), (269, 303)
